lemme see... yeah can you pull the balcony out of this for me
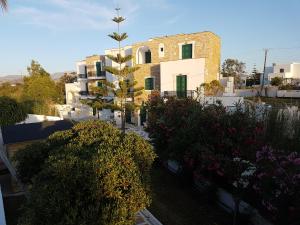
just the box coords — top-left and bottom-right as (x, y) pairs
(87, 71), (106, 80)
(78, 74), (87, 79)
(163, 90), (196, 98)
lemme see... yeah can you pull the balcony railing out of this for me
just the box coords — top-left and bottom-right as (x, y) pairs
(78, 74), (87, 79)
(87, 71), (106, 78)
(163, 90), (196, 98)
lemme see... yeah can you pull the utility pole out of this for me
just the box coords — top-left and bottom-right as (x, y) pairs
(260, 49), (269, 95)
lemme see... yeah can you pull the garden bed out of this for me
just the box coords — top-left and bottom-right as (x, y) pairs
(150, 164), (232, 225)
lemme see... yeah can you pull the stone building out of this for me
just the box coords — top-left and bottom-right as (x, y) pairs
(132, 31), (221, 103)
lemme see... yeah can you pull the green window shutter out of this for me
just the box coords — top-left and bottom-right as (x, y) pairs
(176, 75), (187, 98)
(145, 78), (154, 90)
(145, 50), (152, 64)
(96, 62), (101, 77)
(97, 81), (102, 87)
(182, 44), (192, 59)
(84, 66), (87, 77)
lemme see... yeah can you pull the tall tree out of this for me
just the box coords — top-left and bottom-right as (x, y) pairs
(105, 8), (142, 133)
(251, 64), (261, 85)
(14, 120), (156, 225)
(0, 96), (27, 126)
(0, 0), (7, 11)
(221, 59), (246, 88)
(200, 80), (224, 96)
(56, 72), (77, 104)
(22, 60), (60, 115)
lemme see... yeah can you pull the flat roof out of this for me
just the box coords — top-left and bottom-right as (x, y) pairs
(1, 120), (74, 145)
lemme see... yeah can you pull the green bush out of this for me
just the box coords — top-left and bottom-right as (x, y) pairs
(0, 96), (27, 126)
(15, 120), (156, 225)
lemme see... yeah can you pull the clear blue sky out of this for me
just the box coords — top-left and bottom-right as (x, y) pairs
(0, 0), (300, 75)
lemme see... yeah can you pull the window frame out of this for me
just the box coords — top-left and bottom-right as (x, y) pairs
(144, 77), (155, 91)
(178, 41), (195, 60)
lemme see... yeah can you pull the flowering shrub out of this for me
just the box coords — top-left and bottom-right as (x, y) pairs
(254, 146), (300, 223)
(147, 96), (300, 224)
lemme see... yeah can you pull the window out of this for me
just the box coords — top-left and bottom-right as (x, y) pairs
(96, 62), (102, 77)
(176, 75), (187, 98)
(97, 81), (103, 87)
(145, 50), (152, 64)
(182, 44), (193, 59)
(145, 77), (154, 90)
(280, 68), (285, 73)
(159, 43), (165, 58)
(84, 66), (87, 76)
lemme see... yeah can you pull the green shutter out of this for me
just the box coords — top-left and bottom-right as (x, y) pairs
(145, 50), (152, 64)
(182, 44), (192, 59)
(96, 62), (101, 77)
(176, 75), (187, 98)
(145, 78), (154, 90)
(97, 82), (102, 87)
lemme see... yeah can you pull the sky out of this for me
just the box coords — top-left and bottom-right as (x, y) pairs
(0, 0), (300, 75)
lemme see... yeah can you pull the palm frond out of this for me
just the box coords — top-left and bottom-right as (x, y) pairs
(108, 32), (128, 42)
(106, 54), (133, 64)
(112, 16), (125, 23)
(0, 0), (7, 11)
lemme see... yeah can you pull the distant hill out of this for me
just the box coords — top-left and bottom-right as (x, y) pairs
(0, 71), (76, 84)
(0, 75), (24, 84)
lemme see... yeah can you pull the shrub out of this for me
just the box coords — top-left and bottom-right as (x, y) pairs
(271, 77), (283, 86)
(15, 120), (156, 225)
(0, 96), (27, 126)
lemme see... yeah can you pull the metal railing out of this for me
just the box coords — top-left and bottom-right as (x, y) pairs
(78, 74), (87, 79)
(163, 90), (196, 98)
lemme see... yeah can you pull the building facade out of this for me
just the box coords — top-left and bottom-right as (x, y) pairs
(268, 63), (300, 83)
(76, 55), (106, 97)
(131, 32), (221, 103)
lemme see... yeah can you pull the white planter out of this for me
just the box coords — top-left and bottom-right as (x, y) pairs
(217, 188), (252, 215)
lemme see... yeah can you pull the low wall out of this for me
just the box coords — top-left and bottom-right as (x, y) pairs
(203, 96), (244, 107)
(277, 90), (300, 98)
(235, 86), (278, 98)
(18, 114), (62, 124)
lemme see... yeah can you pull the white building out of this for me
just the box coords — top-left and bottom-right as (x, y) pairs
(160, 58), (205, 97)
(268, 63), (300, 83)
(104, 46), (132, 86)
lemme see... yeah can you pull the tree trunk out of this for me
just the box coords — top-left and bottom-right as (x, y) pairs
(121, 108), (125, 134)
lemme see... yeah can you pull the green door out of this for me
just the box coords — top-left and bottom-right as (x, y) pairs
(96, 62), (102, 77)
(182, 44), (192, 59)
(176, 75), (187, 98)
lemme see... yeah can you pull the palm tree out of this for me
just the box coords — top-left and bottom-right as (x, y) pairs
(0, 0), (7, 11)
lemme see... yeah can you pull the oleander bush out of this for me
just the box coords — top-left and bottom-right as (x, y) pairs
(147, 94), (300, 225)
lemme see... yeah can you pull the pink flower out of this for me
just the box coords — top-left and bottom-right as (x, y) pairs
(293, 158), (300, 165)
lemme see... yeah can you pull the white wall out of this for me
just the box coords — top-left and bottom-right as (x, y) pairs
(277, 90), (300, 98)
(203, 96), (244, 107)
(268, 63), (300, 80)
(77, 61), (86, 75)
(292, 63), (300, 79)
(160, 58), (205, 93)
(18, 114), (62, 124)
(105, 46), (132, 84)
(65, 83), (82, 105)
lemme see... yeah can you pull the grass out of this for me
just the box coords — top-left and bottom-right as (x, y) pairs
(150, 165), (232, 225)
